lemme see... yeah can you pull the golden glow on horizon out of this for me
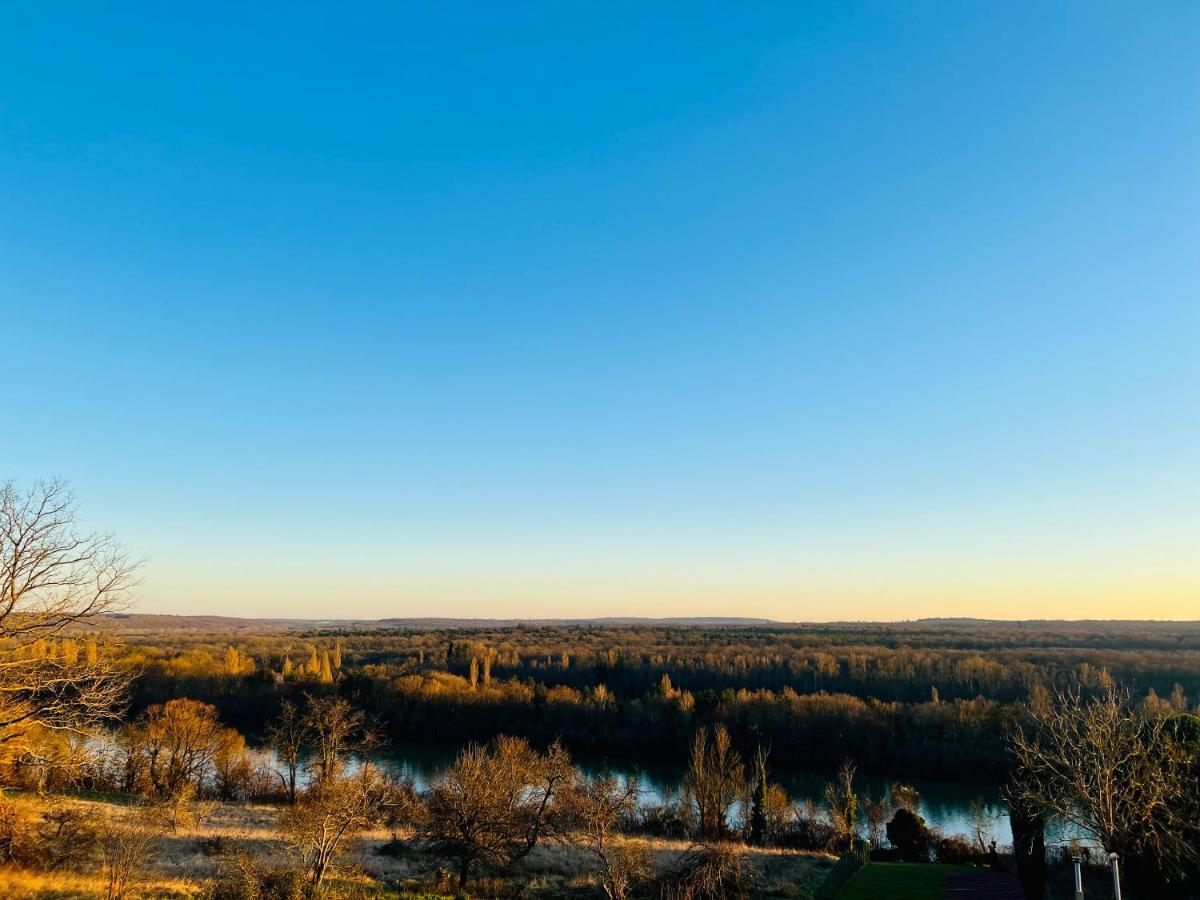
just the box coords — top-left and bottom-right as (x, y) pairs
(144, 563), (1198, 622)
(134, 499), (1199, 621)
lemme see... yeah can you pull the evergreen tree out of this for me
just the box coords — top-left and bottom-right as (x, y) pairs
(749, 745), (770, 845)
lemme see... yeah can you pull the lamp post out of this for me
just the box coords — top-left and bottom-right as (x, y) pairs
(1108, 852), (1122, 900)
(1072, 855), (1084, 900)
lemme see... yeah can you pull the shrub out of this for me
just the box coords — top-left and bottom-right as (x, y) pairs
(936, 835), (983, 865)
(202, 850), (305, 900)
(97, 805), (166, 900)
(198, 835), (239, 857)
(636, 797), (693, 838)
(38, 801), (99, 870)
(886, 808), (935, 861)
(0, 796), (99, 871)
(775, 801), (835, 851)
(203, 871), (305, 900)
(663, 844), (758, 900)
(281, 774), (378, 890)
(376, 837), (415, 859)
(557, 772), (649, 900)
(416, 736), (571, 889)
(0, 793), (38, 865)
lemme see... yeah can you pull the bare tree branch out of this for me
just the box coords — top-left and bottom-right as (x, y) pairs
(1, 479), (137, 754)
(1007, 686), (1198, 878)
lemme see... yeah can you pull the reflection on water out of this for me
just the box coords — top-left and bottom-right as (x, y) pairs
(340, 742), (1028, 846)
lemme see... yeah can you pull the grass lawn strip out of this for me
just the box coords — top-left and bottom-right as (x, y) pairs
(836, 862), (983, 900)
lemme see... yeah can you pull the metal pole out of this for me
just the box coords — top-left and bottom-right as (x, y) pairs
(1108, 852), (1122, 900)
(1073, 855), (1084, 900)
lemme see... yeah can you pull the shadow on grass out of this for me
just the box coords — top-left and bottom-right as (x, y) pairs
(836, 862), (985, 900)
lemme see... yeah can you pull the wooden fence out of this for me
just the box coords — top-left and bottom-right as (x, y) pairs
(811, 840), (872, 899)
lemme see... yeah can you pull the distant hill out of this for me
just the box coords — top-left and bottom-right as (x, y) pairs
(99, 613), (779, 633)
(96, 612), (1200, 636)
(379, 616), (779, 627)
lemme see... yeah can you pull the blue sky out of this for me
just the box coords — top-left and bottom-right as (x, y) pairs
(3, 3), (1197, 619)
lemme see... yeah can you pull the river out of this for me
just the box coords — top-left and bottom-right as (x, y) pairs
(363, 741), (1020, 848)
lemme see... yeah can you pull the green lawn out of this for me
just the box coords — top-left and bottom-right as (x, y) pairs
(836, 862), (983, 900)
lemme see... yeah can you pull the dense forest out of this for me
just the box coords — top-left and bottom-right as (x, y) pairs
(108, 617), (1200, 781)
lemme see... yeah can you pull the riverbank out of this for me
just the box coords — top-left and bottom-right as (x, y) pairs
(262, 738), (1015, 847)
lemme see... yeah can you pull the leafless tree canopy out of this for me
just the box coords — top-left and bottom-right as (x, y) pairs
(280, 770), (382, 890)
(302, 694), (378, 785)
(683, 725), (745, 841)
(558, 772), (648, 900)
(97, 803), (166, 900)
(121, 698), (230, 800)
(824, 759), (859, 852)
(266, 698), (306, 803)
(417, 735), (572, 888)
(1, 479), (137, 752)
(1008, 687), (1198, 877)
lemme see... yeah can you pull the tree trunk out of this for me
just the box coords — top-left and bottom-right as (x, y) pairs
(1009, 802), (1045, 900)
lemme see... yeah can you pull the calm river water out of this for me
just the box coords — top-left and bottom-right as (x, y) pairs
(362, 741), (1020, 847)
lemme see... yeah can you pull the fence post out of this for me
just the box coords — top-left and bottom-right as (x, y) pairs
(811, 840), (871, 899)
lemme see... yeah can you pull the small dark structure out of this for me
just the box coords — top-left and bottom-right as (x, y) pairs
(945, 873), (1027, 899)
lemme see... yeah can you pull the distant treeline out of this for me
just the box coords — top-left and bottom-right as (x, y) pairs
(115, 621), (1200, 781)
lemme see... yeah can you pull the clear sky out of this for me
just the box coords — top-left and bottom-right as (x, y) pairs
(2, 3), (1197, 621)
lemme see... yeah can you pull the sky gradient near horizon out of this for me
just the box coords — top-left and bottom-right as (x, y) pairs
(3, 3), (1198, 620)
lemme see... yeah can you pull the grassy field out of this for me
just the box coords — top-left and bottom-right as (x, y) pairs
(836, 862), (983, 900)
(2, 794), (836, 899)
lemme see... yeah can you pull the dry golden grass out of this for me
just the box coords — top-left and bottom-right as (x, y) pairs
(3, 794), (836, 898)
(0, 868), (197, 900)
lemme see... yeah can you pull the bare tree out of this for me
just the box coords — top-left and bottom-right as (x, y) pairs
(888, 782), (921, 814)
(864, 795), (888, 849)
(136, 698), (228, 800)
(213, 728), (252, 801)
(683, 725), (745, 841)
(1008, 687), (1197, 878)
(97, 804), (165, 900)
(280, 772), (380, 891)
(358, 763), (418, 842)
(559, 772), (648, 900)
(302, 694), (376, 784)
(417, 735), (572, 888)
(266, 698), (307, 803)
(824, 759), (859, 852)
(0, 480), (136, 753)
(968, 797), (994, 854)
